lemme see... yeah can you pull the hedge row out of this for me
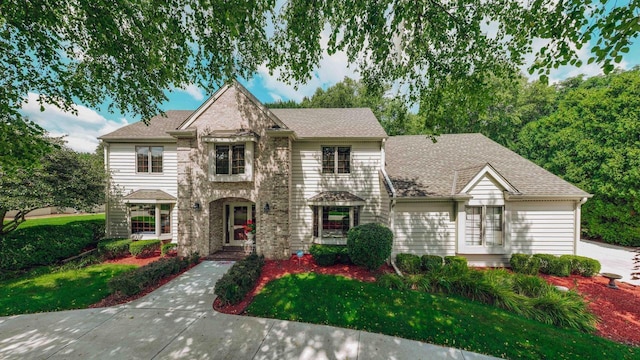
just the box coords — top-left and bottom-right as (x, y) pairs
(129, 240), (161, 257)
(161, 243), (178, 256)
(0, 219), (105, 271)
(394, 253), (466, 274)
(214, 254), (265, 305)
(108, 253), (200, 297)
(510, 254), (601, 277)
(309, 244), (350, 266)
(98, 239), (132, 259)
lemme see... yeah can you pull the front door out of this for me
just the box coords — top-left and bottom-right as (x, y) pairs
(226, 203), (254, 246)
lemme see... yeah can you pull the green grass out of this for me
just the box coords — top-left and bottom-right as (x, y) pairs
(15, 213), (105, 229)
(0, 263), (135, 316)
(246, 273), (639, 360)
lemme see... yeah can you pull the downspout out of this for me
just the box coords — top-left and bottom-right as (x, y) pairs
(103, 142), (110, 238)
(380, 138), (398, 259)
(574, 197), (588, 255)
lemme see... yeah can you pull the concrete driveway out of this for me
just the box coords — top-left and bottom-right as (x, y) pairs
(578, 239), (640, 286)
(0, 261), (499, 360)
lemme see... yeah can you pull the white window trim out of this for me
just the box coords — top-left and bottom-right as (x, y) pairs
(208, 141), (254, 182)
(314, 206), (357, 244)
(135, 146), (164, 174)
(129, 203), (173, 240)
(321, 146), (351, 174)
(457, 201), (509, 254)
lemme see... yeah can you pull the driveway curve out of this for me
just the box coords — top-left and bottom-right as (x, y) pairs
(0, 261), (499, 359)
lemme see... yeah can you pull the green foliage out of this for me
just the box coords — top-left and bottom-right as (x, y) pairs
(129, 240), (161, 257)
(309, 244), (349, 266)
(421, 255), (444, 272)
(108, 255), (199, 297)
(0, 219), (105, 271)
(510, 254), (543, 275)
(214, 254), (265, 305)
(443, 256), (468, 272)
(247, 273), (634, 359)
(395, 253), (422, 274)
(376, 273), (408, 291)
(0, 263), (135, 316)
(517, 69), (640, 246)
(533, 254), (572, 277)
(161, 243), (178, 256)
(559, 255), (601, 277)
(347, 223), (393, 271)
(98, 239), (132, 259)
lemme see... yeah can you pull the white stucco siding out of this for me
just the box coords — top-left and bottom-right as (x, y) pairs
(508, 201), (576, 255)
(290, 141), (383, 251)
(392, 202), (456, 257)
(106, 143), (179, 240)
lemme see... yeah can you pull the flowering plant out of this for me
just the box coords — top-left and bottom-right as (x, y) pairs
(243, 220), (256, 235)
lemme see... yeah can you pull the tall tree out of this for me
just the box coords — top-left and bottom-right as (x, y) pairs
(517, 68), (640, 246)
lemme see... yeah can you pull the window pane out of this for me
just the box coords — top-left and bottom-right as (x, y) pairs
(322, 206), (350, 237)
(465, 207), (482, 246)
(313, 206), (319, 237)
(231, 145), (245, 174)
(160, 204), (171, 234)
(136, 147), (149, 173)
(322, 146), (335, 174)
(486, 207), (503, 246)
(151, 147), (163, 173)
(131, 204), (156, 234)
(337, 147), (350, 173)
(215, 145), (229, 175)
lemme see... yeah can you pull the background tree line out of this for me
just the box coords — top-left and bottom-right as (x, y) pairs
(267, 67), (640, 246)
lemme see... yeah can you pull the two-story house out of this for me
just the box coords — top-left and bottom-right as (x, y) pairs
(100, 81), (590, 266)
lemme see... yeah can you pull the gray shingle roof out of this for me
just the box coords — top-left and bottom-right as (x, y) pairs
(99, 110), (193, 141)
(308, 191), (366, 203)
(271, 108), (387, 138)
(385, 134), (589, 198)
(123, 189), (176, 201)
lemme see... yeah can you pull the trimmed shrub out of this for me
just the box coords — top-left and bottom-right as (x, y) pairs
(129, 240), (161, 258)
(444, 256), (468, 272)
(532, 254), (558, 274)
(0, 219), (104, 271)
(309, 244), (348, 266)
(347, 223), (393, 271)
(559, 255), (601, 277)
(108, 254), (200, 297)
(214, 254), (265, 305)
(546, 256), (571, 277)
(161, 243), (178, 257)
(98, 239), (132, 259)
(395, 253), (422, 274)
(421, 255), (444, 272)
(510, 254), (542, 275)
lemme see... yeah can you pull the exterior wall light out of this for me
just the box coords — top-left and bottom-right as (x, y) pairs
(263, 202), (270, 213)
(193, 202), (201, 211)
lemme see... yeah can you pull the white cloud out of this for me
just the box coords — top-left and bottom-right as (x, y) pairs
(20, 93), (130, 153)
(179, 84), (205, 101)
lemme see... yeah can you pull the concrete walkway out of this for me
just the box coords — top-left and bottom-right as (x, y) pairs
(0, 261), (500, 360)
(578, 239), (640, 286)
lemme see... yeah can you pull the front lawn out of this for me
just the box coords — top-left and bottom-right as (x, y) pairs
(0, 263), (135, 316)
(15, 213), (105, 229)
(246, 273), (639, 360)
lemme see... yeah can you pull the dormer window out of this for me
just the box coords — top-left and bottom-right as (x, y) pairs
(205, 131), (256, 182)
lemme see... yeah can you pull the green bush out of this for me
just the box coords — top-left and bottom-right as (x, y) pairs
(559, 255), (601, 277)
(376, 273), (408, 290)
(421, 255), (444, 272)
(533, 254), (571, 277)
(309, 244), (349, 266)
(98, 239), (132, 259)
(395, 253), (422, 274)
(108, 254), (200, 297)
(347, 223), (393, 271)
(444, 256), (467, 272)
(161, 243), (178, 256)
(214, 254), (265, 305)
(510, 254), (542, 275)
(533, 254), (557, 274)
(129, 240), (161, 257)
(0, 219), (105, 271)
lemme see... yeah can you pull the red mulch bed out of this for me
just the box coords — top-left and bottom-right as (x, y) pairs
(89, 251), (196, 308)
(541, 274), (640, 346)
(213, 254), (394, 315)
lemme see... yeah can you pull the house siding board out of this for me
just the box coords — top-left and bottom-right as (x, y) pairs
(509, 201), (576, 255)
(106, 143), (178, 240)
(290, 141), (383, 251)
(467, 175), (504, 205)
(392, 202), (456, 257)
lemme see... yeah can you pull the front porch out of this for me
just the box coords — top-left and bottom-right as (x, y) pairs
(206, 246), (248, 261)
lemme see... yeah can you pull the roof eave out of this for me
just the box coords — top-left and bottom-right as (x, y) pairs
(395, 195), (473, 202)
(295, 136), (387, 142)
(504, 193), (593, 201)
(98, 137), (177, 143)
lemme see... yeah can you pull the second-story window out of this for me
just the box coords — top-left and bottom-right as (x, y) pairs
(216, 144), (245, 175)
(322, 146), (351, 174)
(136, 146), (163, 173)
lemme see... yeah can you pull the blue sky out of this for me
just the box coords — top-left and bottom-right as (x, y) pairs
(21, 33), (640, 153)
